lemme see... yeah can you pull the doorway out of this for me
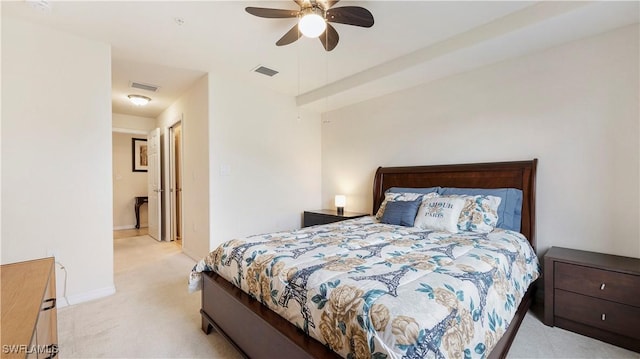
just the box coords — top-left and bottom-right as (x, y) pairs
(169, 121), (183, 246)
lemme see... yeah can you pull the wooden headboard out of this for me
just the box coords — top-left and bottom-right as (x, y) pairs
(372, 159), (538, 248)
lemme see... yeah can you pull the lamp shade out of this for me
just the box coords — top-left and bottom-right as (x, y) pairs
(334, 195), (346, 208)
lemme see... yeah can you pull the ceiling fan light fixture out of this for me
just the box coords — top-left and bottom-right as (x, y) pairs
(298, 8), (326, 38)
(246, 1), (374, 51)
(128, 94), (151, 106)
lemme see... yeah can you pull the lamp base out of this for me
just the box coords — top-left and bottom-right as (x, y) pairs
(337, 207), (344, 215)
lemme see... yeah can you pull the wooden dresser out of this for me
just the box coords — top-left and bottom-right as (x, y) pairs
(544, 247), (640, 352)
(1, 258), (58, 359)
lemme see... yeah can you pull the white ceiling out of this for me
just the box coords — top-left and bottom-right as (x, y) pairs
(3, 1), (639, 117)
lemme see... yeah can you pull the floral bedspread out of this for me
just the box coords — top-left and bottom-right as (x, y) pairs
(189, 216), (539, 359)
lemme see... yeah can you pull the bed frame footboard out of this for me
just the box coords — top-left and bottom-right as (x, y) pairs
(201, 271), (341, 359)
(201, 271), (536, 359)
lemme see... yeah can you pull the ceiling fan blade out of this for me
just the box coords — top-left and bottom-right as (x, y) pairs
(293, 0), (310, 7)
(319, 23), (339, 51)
(317, 0), (339, 10)
(276, 24), (302, 46)
(245, 7), (298, 18)
(326, 6), (374, 27)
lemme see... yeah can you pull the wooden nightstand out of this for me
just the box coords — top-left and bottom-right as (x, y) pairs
(544, 247), (640, 352)
(302, 209), (368, 227)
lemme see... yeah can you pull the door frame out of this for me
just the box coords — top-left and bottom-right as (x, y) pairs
(168, 120), (184, 244)
(162, 114), (184, 243)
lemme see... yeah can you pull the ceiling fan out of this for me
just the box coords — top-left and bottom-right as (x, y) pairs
(245, 0), (374, 51)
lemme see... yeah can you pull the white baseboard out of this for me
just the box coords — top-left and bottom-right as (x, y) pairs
(57, 297), (70, 308)
(57, 286), (116, 308)
(113, 225), (135, 230)
(113, 225), (148, 230)
(182, 247), (201, 262)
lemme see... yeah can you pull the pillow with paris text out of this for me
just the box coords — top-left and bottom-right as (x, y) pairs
(414, 196), (466, 233)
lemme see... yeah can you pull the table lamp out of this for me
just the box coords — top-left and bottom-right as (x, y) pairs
(335, 195), (346, 215)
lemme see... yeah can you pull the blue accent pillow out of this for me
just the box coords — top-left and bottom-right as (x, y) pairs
(386, 187), (440, 195)
(380, 198), (422, 227)
(439, 187), (523, 232)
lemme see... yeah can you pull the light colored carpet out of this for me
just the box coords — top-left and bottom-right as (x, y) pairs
(58, 235), (639, 359)
(58, 235), (241, 358)
(509, 304), (638, 358)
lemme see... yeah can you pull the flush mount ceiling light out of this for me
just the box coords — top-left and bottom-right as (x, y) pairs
(298, 7), (326, 38)
(128, 94), (151, 106)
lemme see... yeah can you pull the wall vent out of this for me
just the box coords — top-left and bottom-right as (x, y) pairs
(129, 81), (160, 92)
(253, 66), (279, 77)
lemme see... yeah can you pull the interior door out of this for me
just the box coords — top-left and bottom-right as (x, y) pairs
(147, 128), (162, 241)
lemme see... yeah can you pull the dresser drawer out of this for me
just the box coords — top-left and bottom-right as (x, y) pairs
(554, 262), (640, 307)
(555, 289), (640, 339)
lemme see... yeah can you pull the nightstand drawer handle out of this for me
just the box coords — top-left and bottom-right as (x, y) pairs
(601, 313), (606, 321)
(600, 283), (606, 290)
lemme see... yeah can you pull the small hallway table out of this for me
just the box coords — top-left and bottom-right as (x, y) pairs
(134, 196), (148, 229)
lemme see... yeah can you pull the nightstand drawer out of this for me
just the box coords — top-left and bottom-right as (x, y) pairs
(304, 212), (340, 227)
(302, 210), (368, 228)
(555, 262), (640, 307)
(555, 289), (640, 339)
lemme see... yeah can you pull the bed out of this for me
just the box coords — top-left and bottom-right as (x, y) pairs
(193, 159), (539, 359)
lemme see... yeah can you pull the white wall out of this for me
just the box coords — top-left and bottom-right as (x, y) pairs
(321, 25), (639, 258)
(113, 113), (157, 133)
(157, 75), (209, 259)
(112, 132), (148, 229)
(208, 73), (322, 250)
(1, 17), (114, 303)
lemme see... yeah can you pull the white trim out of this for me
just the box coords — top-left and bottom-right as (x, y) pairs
(163, 114), (184, 242)
(182, 247), (200, 262)
(113, 225), (148, 230)
(56, 297), (70, 308)
(113, 224), (135, 230)
(57, 286), (116, 308)
(166, 114), (183, 130)
(112, 127), (149, 135)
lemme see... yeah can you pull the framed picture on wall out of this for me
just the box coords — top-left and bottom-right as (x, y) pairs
(132, 138), (148, 172)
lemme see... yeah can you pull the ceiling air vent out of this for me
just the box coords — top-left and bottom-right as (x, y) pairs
(253, 66), (279, 77)
(129, 81), (160, 93)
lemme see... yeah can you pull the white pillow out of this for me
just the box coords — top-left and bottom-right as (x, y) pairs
(375, 192), (438, 220)
(414, 196), (466, 233)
